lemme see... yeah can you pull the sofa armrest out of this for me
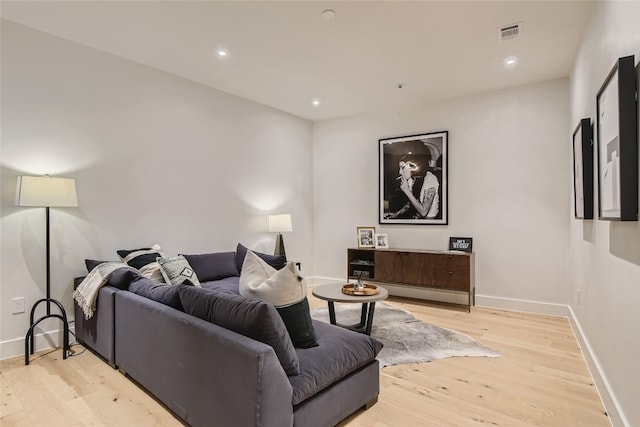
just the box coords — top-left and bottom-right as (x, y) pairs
(115, 291), (294, 427)
(74, 285), (118, 366)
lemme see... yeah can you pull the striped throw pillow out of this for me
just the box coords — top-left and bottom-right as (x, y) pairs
(117, 244), (165, 282)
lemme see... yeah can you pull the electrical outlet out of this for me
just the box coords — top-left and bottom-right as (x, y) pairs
(12, 297), (25, 314)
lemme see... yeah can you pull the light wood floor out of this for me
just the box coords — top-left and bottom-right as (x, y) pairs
(1, 296), (610, 427)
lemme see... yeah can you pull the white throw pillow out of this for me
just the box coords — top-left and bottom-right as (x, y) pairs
(239, 251), (305, 307)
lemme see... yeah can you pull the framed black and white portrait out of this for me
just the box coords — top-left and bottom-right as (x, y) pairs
(572, 118), (594, 219)
(379, 131), (448, 225)
(596, 55), (638, 221)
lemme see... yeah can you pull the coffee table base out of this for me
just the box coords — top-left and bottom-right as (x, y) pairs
(328, 301), (377, 335)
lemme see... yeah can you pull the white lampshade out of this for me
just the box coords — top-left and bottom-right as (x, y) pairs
(268, 214), (292, 233)
(15, 176), (78, 207)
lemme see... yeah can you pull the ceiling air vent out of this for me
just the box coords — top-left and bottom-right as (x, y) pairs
(499, 23), (520, 41)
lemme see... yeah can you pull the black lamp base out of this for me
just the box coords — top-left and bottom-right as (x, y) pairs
(25, 298), (69, 365)
(274, 233), (287, 259)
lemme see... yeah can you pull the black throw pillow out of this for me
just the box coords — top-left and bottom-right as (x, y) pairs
(235, 243), (286, 273)
(276, 298), (318, 348)
(181, 252), (239, 281)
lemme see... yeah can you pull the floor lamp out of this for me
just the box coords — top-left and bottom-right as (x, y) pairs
(16, 175), (78, 365)
(268, 214), (292, 259)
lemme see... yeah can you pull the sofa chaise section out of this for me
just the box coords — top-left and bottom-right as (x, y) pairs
(115, 291), (294, 427)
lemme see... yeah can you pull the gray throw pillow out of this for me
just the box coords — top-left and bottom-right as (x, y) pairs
(157, 255), (201, 287)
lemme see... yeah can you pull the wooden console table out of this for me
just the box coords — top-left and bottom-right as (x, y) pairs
(347, 248), (475, 311)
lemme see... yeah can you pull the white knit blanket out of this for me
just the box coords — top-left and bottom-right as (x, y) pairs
(72, 262), (138, 319)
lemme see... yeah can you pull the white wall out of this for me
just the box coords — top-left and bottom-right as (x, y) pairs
(569, 2), (640, 426)
(0, 21), (314, 358)
(312, 78), (571, 309)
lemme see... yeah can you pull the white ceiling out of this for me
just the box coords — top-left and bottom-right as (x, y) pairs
(0, 1), (593, 121)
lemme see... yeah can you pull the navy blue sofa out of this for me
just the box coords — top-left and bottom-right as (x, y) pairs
(73, 249), (382, 427)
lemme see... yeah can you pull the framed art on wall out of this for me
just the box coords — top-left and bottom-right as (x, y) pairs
(379, 131), (448, 225)
(572, 118), (594, 219)
(596, 55), (638, 221)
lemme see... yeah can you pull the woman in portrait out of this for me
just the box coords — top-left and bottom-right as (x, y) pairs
(384, 140), (442, 220)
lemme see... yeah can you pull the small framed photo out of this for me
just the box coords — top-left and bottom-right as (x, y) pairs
(448, 237), (473, 252)
(375, 233), (389, 249)
(356, 227), (376, 248)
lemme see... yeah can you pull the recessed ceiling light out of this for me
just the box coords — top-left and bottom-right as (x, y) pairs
(312, 99), (321, 107)
(217, 50), (227, 57)
(504, 57), (517, 67)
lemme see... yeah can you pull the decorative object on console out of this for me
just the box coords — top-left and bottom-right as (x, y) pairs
(117, 244), (165, 282)
(268, 214), (292, 258)
(16, 175), (78, 365)
(573, 118), (594, 219)
(356, 226), (376, 248)
(379, 131), (448, 225)
(239, 251), (317, 348)
(157, 255), (201, 287)
(596, 55), (638, 221)
(374, 233), (389, 249)
(448, 237), (473, 252)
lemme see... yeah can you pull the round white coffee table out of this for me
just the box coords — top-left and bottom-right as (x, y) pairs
(312, 283), (388, 335)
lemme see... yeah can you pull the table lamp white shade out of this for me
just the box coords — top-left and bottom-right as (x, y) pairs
(16, 176), (78, 207)
(268, 214), (292, 233)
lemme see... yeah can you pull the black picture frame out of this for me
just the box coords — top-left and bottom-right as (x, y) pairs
(572, 118), (594, 219)
(448, 237), (472, 252)
(596, 55), (638, 221)
(379, 131), (448, 225)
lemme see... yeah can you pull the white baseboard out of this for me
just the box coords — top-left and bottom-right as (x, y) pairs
(1, 326), (75, 361)
(308, 276), (622, 425)
(309, 277), (568, 315)
(475, 294), (569, 317)
(567, 306), (625, 427)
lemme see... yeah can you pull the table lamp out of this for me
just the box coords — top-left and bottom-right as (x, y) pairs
(16, 175), (78, 365)
(268, 214), (292, 258)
